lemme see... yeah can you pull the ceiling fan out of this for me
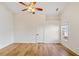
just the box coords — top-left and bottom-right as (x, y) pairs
(19, 2), (43, 14)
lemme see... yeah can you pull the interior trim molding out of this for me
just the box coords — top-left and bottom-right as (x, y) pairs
(60, 43), (78, 56)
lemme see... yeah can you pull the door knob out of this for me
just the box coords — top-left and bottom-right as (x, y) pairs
(36, 34), (39, 36)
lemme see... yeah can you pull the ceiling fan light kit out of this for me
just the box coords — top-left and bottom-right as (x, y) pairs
(19, 2), (43, 14)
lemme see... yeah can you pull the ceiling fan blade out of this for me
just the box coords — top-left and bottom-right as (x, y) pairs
(19, 2), (27, 6)
(22, 9), (27, 11)
(36, 8), (43, 11)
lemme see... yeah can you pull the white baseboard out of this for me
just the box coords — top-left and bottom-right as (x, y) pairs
(0, 41), (14, 49)
(14, 41), (60, 43)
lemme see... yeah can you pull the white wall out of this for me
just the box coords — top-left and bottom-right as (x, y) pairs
(14, 13), (60, 43)
(60, 3), (79, 55)
(14, 13), (45, 43)
(0, 3), (14, 48)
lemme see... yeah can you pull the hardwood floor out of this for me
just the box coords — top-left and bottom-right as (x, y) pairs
(0, 43), (77, 56)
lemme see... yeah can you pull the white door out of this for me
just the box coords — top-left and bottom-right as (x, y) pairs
(35, 17), (45, 43)
(35, 25), (44, 43)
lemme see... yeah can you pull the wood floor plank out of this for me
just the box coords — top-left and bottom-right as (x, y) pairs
(0, 43), (77, 56)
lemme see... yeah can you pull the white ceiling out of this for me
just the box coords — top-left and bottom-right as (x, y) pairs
(3, 2), (68, 16)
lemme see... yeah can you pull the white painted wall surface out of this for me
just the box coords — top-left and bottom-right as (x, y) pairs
(60, 3), (79, 55)
(14, 13), (45, 43)
(0, 3), (14, 49)
(14, 13), (60, 43)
